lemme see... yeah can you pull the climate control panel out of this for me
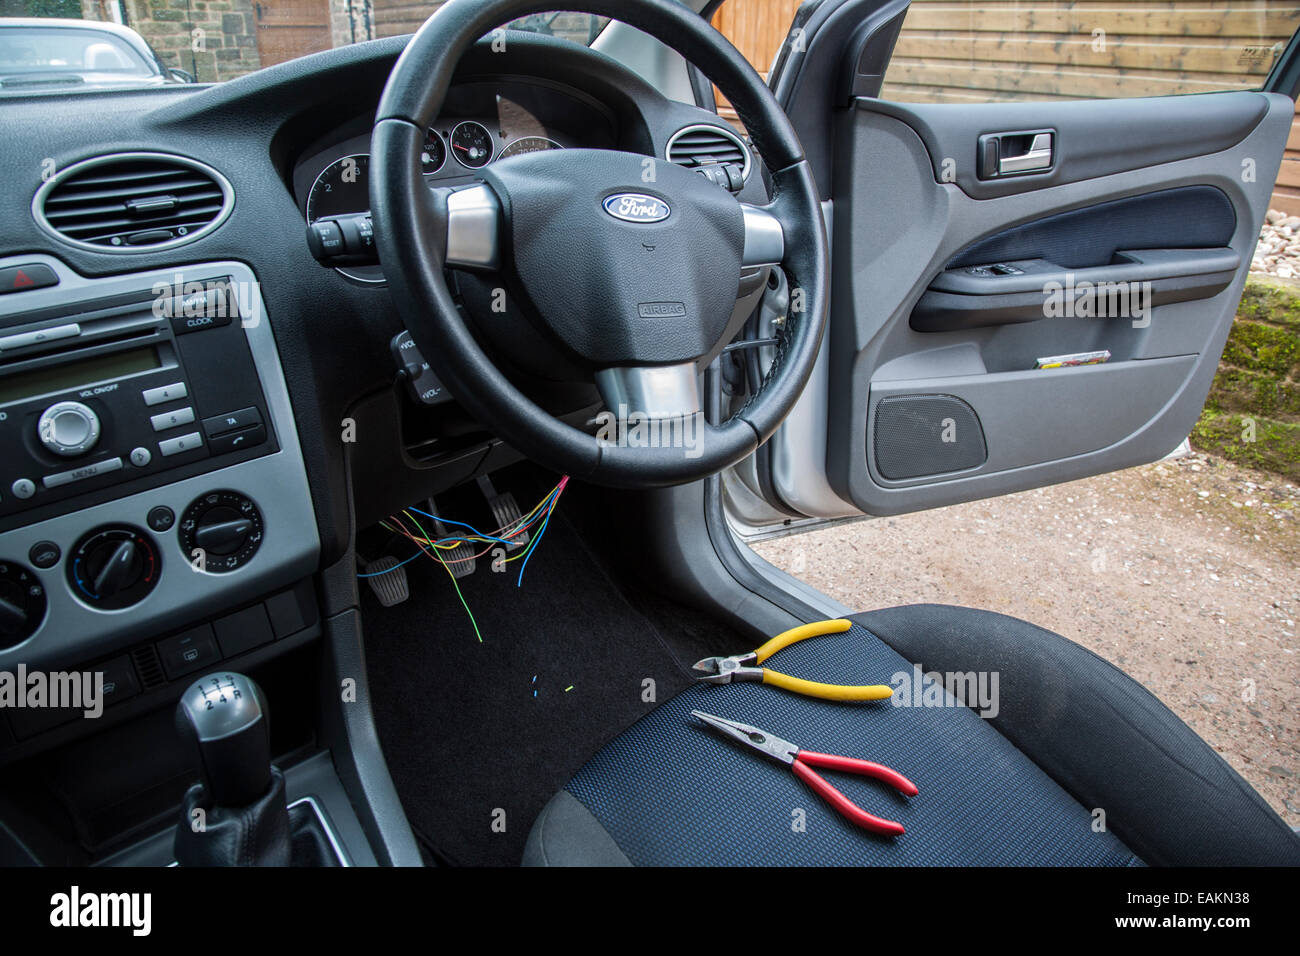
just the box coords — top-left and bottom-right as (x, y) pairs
(178, 490), (264, 573)
(66, 525), (161, 610)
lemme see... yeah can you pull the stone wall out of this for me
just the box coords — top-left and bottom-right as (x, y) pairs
(78, 0), (262, 81)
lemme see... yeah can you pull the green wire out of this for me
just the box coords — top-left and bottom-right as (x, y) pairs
(405, 510), (483, 644)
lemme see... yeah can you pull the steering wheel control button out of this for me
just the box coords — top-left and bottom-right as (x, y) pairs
(0, 561), (46, 648)
(67, 525), (160, 610)
(390, 331), (452, 405)
(11, 478), (35, 500)
(142, 382), (188, 407)
(130, 446), (152, 467)
(27, 541), (60, 569)
(178, 490), (264, 573)
(38, 400), (100, 457)
(150, 406), (196, 432)
(158, 431), (204, 457)
(0, 263), (58, 295)
(202, 406), (263, 437)
(147, 506), (176, 533)
(43, 456), (123, 489)
(157, 624), (220, 680)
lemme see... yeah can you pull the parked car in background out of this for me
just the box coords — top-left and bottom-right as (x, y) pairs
(0, 17), (192, 92)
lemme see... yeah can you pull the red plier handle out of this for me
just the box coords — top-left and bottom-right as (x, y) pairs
(790, 751), (919, 837)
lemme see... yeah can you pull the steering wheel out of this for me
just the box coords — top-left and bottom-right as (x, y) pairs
(372, 0), (828, 488)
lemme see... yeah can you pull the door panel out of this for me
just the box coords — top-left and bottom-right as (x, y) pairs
(812, 92), (1292, 515)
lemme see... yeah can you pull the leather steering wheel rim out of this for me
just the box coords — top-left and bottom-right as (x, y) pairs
(372, 0), (828, 488)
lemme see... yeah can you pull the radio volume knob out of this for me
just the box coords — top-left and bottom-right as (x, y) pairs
(37, 401), (101, 457)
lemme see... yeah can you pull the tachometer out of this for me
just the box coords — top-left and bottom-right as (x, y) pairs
(450, 121), (494, 168)
(499, 136), (563, 158)
(306, 153), (370, 222)
(306, 154), (382, 283)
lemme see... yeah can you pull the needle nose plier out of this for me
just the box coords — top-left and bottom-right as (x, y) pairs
(692, 618), (893, 701)
(692, 710), (918, 836)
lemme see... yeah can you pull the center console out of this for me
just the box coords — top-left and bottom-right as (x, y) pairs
(0, 255), (319, 744)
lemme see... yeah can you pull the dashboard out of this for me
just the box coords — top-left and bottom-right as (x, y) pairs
(0, 30), (761, 758)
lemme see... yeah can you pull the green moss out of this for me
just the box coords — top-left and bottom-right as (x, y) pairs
(1205, 365), (1300, 421)
(1221, 320), (1300, 379)
(1237, 276), (1300, 331)
(1191, 412), (1300, 480)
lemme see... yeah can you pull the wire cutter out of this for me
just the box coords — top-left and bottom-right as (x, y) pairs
(692, 710), (918, 837)
(692, 618), (893, 702)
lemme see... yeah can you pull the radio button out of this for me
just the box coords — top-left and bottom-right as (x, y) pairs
(159, 432), (203, 457)
(202, 406), (262, 437)
(130, 447), (152, 467)
(210, 423), (266, 456)
(11, 478), (35, 499)
(38, 401), (100, 457)
(0, 323), (80, 352)
(43, 456), (123, 488)
(150, 406), (196, 432)
(142, 382), (188, 407)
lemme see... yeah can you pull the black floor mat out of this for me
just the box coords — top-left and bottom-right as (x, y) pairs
(362, 506), (696, 866)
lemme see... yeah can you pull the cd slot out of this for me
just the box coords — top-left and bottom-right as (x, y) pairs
(0, 323), (164, 370)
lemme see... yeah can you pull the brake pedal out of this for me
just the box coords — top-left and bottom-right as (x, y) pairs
(363, 555), (410, 607)
(425, 496), (477, 578)
(476, 475), (530, 551)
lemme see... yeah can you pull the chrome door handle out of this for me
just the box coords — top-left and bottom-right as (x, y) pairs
(999, 132), (1053, 174)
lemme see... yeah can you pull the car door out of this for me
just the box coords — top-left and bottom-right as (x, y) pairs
(723, 0), (1300, 527)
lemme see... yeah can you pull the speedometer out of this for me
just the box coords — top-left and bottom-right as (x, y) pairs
(499, 136), (563, 158)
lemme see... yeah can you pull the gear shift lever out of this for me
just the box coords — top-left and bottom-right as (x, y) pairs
(175, 672), (273, 806)
(173, 671), (290, 866)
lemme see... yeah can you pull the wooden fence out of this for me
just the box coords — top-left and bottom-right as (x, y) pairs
(714, 0), (1300, 213)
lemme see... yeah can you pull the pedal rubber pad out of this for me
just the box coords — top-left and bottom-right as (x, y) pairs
(364, 555), (410, 607)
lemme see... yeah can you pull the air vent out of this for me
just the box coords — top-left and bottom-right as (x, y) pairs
(34, 152), (233, 252)
(666, 123), (752, 181)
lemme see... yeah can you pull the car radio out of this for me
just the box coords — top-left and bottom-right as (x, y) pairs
(0, 258), (317, 675)
(0, 277), (276, 532)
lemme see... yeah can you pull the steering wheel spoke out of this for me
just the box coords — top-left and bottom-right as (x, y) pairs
(741, 203), (785, 269)
(595, 362), (702, 420)
(444, 182), (501, 270)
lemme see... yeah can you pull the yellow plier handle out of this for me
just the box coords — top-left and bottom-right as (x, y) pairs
(754, 619), (893, 702)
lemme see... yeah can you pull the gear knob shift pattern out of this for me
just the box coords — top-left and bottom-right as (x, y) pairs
(176, 672), (273, 807)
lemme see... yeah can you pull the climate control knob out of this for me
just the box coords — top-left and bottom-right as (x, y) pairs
(178, 491), (264, 573)
(0, 561), (47, 648)
(67, 526), (160, 610)
(37, 401), (100, 457)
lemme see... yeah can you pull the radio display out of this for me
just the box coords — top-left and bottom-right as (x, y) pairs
(0, 346), (162, 406)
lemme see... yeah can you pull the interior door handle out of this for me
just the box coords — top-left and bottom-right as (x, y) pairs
(999, 133), (1053, 174)
(978, 129), (1055, 179)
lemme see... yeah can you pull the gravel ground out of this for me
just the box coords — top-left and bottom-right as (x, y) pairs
(1252, 209), (1300, 278)
(753, 452), (1300, 827)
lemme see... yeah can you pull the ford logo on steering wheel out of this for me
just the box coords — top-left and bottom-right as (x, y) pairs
(602, 193), (670, 223)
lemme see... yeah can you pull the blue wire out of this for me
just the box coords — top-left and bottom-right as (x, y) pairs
(516, 499), (557, 588)
(357, 551), (422, 578)
(406, 506), (526, 548)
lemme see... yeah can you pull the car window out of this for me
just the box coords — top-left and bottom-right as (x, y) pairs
(0, 25), (154, 76)
(879, 1), (1300, 102)
(0, 5), (609, 88)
